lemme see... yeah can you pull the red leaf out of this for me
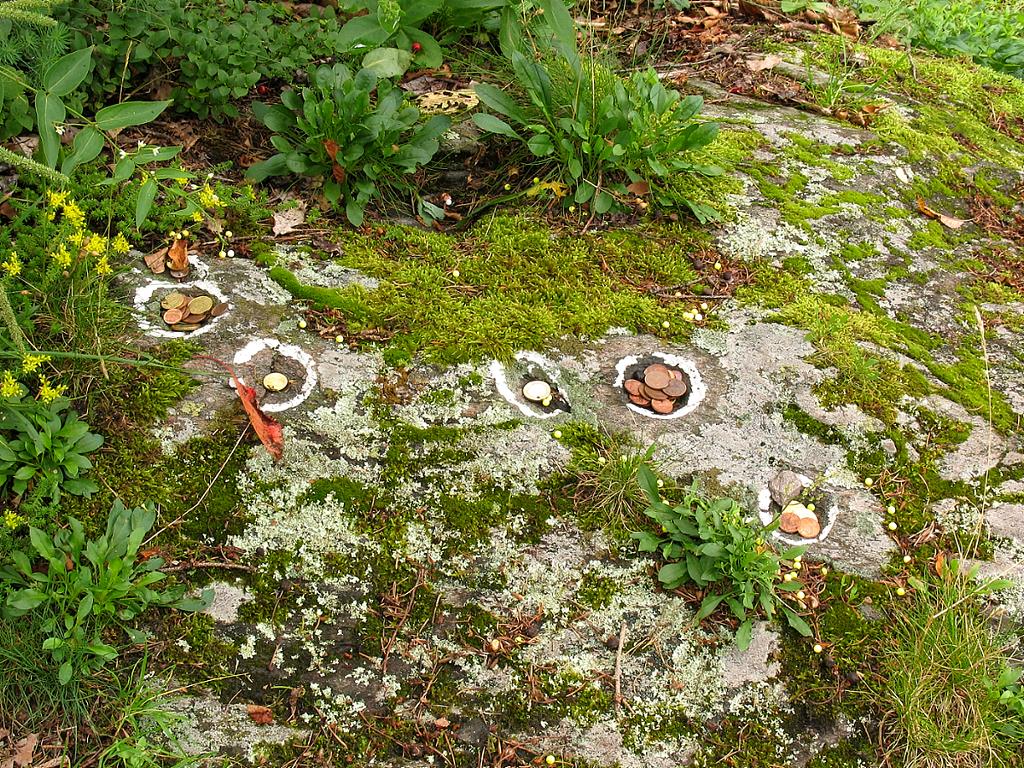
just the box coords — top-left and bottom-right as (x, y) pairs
(246, 704), (274, 725)
(198, 357), (284, 461)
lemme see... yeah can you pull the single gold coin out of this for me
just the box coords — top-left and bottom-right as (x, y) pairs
(263, 372), (289, 392)
(162, 308), (184, 325)
(522, 380), (552, 403)
(161, 292), (186, 310)
(188, 295), (215, 315)
(171, 322), (202, 332)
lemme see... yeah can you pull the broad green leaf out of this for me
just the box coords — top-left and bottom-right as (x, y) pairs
(35, 91), (66, 168)
(135, 178), (157, 229)
(95, 101), (171, 132)
(61, 127), (104, 176)
(472, 112), (521, 140)
(657, 561), (688, 588)
(361, 47), (414, 78)
(735, 619), (753, 650)
(43, 47), (94, 97)
(58, 661), (73, 685)
(783, 606), (813, 637)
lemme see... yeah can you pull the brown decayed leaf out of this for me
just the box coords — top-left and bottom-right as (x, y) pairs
(626, 180), (651, 196)
(746, 53), (783, 73)
(916, 197), (967, 229)
(246, 704), (274, 725)
(13, 734), (38, 768)
(272, 205), (306, 236)
(144, 246), (168, 274)
(167, 238), (190, 272)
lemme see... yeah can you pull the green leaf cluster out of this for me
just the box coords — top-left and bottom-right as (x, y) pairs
(0, 395), (103, 505)
(632, 465), (811, 649)
(247, 64), (451, 226)
(0, 501), (212, 685)
(472, 0), (722, 220)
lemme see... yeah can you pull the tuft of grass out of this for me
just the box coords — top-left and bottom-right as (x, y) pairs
(872, 564), (1024, 767)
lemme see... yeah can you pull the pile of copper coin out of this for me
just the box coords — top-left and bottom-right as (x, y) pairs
(623, 362), (688, 414)
(159, 290), (228, 332)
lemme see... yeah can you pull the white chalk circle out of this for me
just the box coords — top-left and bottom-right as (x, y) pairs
(614, 352), (706, 420)
(757, 473), (838, 545)
(133, 278), (232, 339)
(233, 337), (317, 413)
(490, 351), (570, 420)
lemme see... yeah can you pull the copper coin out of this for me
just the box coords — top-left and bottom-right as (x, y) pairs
(171, 322), (202, 332)
(163, 308), (184, 324)
(640, 383), (665, 400)
(623, 379), (643, 396)
(628, 394), (651, 406)
(644, 367), (671, 390)
(651, 398), (674, 414)
(181, 313), (205, 324)
(663, 379), (688, 398)
(668, 369), (683, 380)
(210, 302), (229, 317)
(170, 269), (189, 279)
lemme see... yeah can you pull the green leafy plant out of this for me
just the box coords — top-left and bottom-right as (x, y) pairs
(335, 0), (445, 76)
(0, 394), (103, 506)
(0, 501), (212, 685)
(472, 0), (722, 219)
(632, 465), (811, 649)
(247, 63), (451, 226)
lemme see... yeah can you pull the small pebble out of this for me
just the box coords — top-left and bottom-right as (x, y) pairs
(227, 249), (235, 257)
(693, 312), (703, 321)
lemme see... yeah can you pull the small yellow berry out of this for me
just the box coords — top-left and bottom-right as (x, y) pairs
(225, 230), (234, 239)
(813, 643), (823, 654)
(784, 572), (795, 582)
(541, 397), (552, 407)
(794, 555), (802, 563)
(504, 183), (512, 191)
(452, 269), (460, 278)
(298, 319), (307, 329)
(820, 566), (829, 576)
(903, 554), (912, 564)
(553, 430), (562, 439)
(169, 230), (177, 238)
(793, 560), (802, 570)
(714, 261), (722, 270)
(597, 457), (606, 465)
(219, 250), (227, 258)
(181, 229), (190, 238)
(888, 521), (898, 531)
(806, 503), (815, 512)
(864, 478), (874, 487)
(656, 479), (664, 488)
(896, 587), (906, 596)
(569, 206), (576, 213)
(693, 313), (703, 321)
(887, 505), (896, 514)
(683, 311), (695, 321)
(662, 320), (670, 329)
(797, 590), (806, 600)
(545, 756), (556, 767)
(335, 335), (344, 343)
(700, 302), (709, 310)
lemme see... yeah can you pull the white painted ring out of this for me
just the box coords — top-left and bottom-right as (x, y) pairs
(134, 277), (231, 339)
(490, 351), (570, 420)
(613, 353), (707, 420)
(233, 337), (318, 413)
(757, 473), (838, 545)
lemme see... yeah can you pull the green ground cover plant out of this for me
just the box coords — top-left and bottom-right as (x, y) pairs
(633, 465), (813, 649)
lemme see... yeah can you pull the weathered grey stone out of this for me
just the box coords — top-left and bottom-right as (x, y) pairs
(202, 580), (253, 624)
(769, 470), (806, 509)
(987, 503), (1024, 543)
(809, 491), (895, 579)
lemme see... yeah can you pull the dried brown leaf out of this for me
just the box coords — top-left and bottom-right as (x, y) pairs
(246, 704), (274, 725)
(167, 239), (189, 272)
(272, 205), (306, 236)
(144, 246), (168, 274)
(13, 735), (37, 768)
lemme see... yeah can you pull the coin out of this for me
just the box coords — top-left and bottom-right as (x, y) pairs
(651, 398), (674, 414)
(210, 302), (229, 317)
(181, 312), (205, 324)
(640, 383), (665, 401)
(263, 372), (289, 392)
(668, 369), (683, 380)
(188, 295), (215, 315)
(643, 367), (671, 390)
(169, 269), (189, 279)
(171, 322), (202, 332)
(623, 379), (643, 396)
(522, 380), (552, 403)
(161, 292), (186, 310)
(163, 308), (184, 325)
(663, 379), (688, 398)
(628, 394), (651, 407)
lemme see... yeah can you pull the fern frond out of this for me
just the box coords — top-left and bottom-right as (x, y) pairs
(0, 145), (67, 184)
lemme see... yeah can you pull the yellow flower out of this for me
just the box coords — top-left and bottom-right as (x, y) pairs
(0, 370), (20, 398)
(191, 211), (204, 223)
(85, 233), (107, 255)
(63, 200), (85, 230)
(198, 184), (222, 209)
(95, 256), (112, 276)
(112, 233), (131, 255)
(51, 243), (72, 269)
(46, 189), (68, 209)
(21, 354), (50, 373)
(68, 229), (85, 247)
(37, 375), (66, 404)
(0, 251), (20, 278)
(3, 511), (26, 530)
